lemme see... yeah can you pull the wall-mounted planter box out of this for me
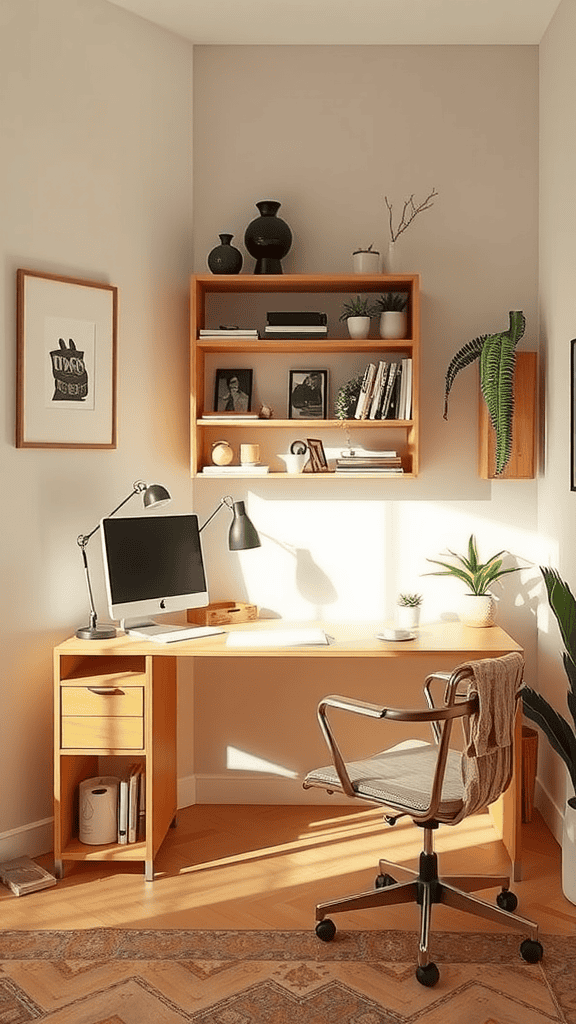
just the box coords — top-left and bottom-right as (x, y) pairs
(478, 351), (538, 479)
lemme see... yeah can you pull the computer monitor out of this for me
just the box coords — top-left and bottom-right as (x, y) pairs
(100, 513), (209, 629)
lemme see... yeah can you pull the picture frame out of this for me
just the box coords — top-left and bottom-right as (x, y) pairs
(306, 437), (330, 473)
(16, 269), (117, 449)
(214, 368), (253, 413)
(571, 340), (576, 490)
(288, 369), (328, 419)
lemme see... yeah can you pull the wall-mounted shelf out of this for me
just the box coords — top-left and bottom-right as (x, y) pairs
(190, 273), (420, 479)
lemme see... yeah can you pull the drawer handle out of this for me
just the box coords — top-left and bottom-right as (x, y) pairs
(87, 686), (124, 695)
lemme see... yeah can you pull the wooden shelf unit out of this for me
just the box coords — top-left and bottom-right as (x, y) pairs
(190, 273), (420, 479)
(53, 648), (177, 881)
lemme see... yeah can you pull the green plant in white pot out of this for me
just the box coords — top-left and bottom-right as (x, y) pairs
(339, 295), (378, 340)
(397, 592), (423, 630)
(425, 534), (520, 627)
(522, 567), (576, 904)
(376, 292), (408, 340)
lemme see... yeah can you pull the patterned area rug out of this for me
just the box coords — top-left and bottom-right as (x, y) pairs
(0, 929), (573, 1023)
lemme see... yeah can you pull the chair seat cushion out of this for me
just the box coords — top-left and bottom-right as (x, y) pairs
(304, 739), (465, 816)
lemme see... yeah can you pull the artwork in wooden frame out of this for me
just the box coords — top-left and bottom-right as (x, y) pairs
(306, 437), (330, 473)
(16, 269), (117, 449)
(288, 369), (328, 419)
(214, 368), (253, 413)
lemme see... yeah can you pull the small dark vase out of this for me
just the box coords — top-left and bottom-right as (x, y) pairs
(207, 233), (243, 275)
(244, 201), (292, 274)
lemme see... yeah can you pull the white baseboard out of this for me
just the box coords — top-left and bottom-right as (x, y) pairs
(534, 778), (563, 847)
(185, 773), (353, 807)
(0, 818), (53, 864)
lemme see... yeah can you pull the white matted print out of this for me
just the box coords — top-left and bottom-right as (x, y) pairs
(16, 269), (117, 448)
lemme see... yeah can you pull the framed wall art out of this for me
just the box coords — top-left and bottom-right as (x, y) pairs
(306, 438), (330, 473)
(214, 368), (253, 413)
(16, 269), (118, 449)
(288, 369), (328, 419)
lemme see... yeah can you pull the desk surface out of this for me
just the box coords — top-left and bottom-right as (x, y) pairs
(55, 620), (523, 659)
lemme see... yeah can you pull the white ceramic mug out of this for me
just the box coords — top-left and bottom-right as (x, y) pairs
(280, 452), (307, 473)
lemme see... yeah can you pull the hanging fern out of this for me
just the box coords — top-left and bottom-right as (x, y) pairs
(443, 311), (526, 475)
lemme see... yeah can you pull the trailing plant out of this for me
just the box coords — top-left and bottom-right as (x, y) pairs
(424, 534), (520, 595)
(384, 187), (439, 242)
(398, 593), (423, 607)
(443, 310), (526, 475)
(339, 295), (379, 321)
(335, 375), (363, 419)
(522, 567), (576, 805)
(376, 292), (408, 313)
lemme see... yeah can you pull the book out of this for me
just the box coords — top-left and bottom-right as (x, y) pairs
(338, 448), (397, 458)
(199, 411), (260, 420)
(354, 363), (377, 419)
(128, 764), (142, 843)
(0, 856), (57, 896)
(118, 775), (129, 844)
(335, 467), (404, 474)
(380, 361), (400, 419)
(335, 457), (403, 468)
(368, 361), (389, 419)
(199, 328), (259, 337)
(266, 311), (327, 326)
(200, 465), (270, 475)
(265, 325), (328, 333)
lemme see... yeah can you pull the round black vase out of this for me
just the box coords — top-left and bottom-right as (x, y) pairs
(207, 233), (243, 274)
(244, 201), (292, 274)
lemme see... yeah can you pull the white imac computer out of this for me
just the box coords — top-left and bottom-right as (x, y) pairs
(100, 513), (221, 642)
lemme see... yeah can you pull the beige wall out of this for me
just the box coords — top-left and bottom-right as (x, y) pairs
(0, 0), (194, 858)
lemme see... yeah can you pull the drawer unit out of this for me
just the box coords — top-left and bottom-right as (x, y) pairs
(61, 685), (143, 717)
(60, 685), (144, 750)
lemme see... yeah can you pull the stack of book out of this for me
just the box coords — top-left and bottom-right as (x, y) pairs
(0, 856), (57, 895)
(354, 358), (412, 420)
(199, 327), (259, 338)
(118, 764), (145, 844)
(264, 311), (328, 339)
(335, 449), (404, 475)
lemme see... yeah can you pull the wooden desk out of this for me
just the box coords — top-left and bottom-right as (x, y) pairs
(53, 620), (523, 881)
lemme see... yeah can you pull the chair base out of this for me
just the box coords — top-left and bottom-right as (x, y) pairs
(315, 831), (542, 984)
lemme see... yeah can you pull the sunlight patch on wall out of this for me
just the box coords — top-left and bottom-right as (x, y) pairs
(227, 746), (298, 778)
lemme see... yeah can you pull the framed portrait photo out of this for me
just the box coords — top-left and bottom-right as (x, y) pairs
(214, 368), (253, 413)
(16, 269), (117, 449)
(288, 369), (328, 419)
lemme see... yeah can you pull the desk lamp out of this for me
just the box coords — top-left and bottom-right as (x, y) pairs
(200, 495), (261, 550)
(76, 480), (171, 640)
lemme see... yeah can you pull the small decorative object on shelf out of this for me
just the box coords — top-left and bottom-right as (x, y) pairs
(424, 534), (520, 627)
(211, 440), (234, 466)
(244, 200), (292, 274)
(384, 187), (439, 271)
(339, 295), (378, 339)
(207, 233), (243, 274)
(352, 244), (380, 274)
(258, 403), (274, 419)
(443, 310), (525, 476)
(396, 593), (423, 630)
(306, 438), (330, 473)
(187, 600), (258, 626)
(375, 291), (408, 339)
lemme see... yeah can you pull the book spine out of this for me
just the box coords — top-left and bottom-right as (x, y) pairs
(266, 311), (327, 326)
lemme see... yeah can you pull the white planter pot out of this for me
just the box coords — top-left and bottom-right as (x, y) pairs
(353, 251), (380, 274)
(460, 594), (497, 627)
(562, 798), (576, 905)
(396, 605), (421, 630)
(379, 311), (408, 340)
(346, 316), (371, 339)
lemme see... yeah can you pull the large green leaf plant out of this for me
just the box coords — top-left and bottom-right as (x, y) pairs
(522, 568), (576, 809)
(443, 310), (526, 475)
(425, 534), (520, 595)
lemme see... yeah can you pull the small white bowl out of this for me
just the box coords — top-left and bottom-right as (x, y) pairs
(378, 627), (416, 642)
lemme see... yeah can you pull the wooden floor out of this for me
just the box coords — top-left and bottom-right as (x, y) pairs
(2, 804), (575, 934)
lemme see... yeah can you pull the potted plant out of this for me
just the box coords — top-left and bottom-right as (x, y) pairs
(424, 534), (520, 627)
(352, 244), (380, 274)
(397, 593), (423, 630)
(376, 292), (408, 339)
(522, 567), (576, 905)
(384, 187), (438, 271)
(339, 295), (378, 340)
(443, 310), (526, 476)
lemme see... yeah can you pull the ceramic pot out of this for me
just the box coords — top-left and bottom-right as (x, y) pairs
(396, 605), (421, 630)
(346, 316), (371, 339)
(207, 233), (243, 274)
(379, 311), (408, 340)
(460, 594), (497, 627)
(353, 250), (380, 274)
(386, 240), (396, 273)
(244, 200), (292, 274)
(562, 797), (576, 904)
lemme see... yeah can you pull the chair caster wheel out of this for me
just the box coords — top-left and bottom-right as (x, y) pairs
(520, 938), (544, 963)
(315, 919), (336, 942)
(375, 872), (397, 888)
(416, 962), (440, 987)
(496, 889), (518, 912)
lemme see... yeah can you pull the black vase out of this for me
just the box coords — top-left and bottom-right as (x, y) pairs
(207, 233), (243, 275)
(244, 201), (292, 274)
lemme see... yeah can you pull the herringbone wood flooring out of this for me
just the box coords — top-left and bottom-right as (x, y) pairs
(1, 804), (574, 935)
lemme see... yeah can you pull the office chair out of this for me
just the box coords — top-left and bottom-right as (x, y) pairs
(303, 652), (543, 987)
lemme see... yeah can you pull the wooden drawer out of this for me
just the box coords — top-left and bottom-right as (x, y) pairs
(61, 686), (143, 717)
(61, 716), (144, 750)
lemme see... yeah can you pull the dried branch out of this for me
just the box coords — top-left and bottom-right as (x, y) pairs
(384, 187), (439, 242)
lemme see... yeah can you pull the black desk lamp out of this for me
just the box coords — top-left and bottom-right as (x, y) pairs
(199, 495), (261, 550)
(76, 480), (171, 640)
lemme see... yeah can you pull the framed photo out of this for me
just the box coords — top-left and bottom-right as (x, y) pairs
(306, 437), (330, 473)
(571, 340), (576, 490)
(16, 269), (117, 449)
(288, 369), (328, 419)
(214, 368), (253, 412)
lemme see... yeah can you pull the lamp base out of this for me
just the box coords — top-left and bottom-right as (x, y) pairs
(75, 624), (117, 640)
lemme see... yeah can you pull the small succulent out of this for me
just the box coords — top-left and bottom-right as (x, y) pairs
(398, 593), (423, 607)
(339, 295), (379, 321)
(376, 292), (408, 313)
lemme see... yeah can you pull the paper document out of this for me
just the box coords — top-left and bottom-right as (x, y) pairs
(225, 628), (332, 648)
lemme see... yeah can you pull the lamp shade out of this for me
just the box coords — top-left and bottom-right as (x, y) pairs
(143, 483), (171, 509)
(228, 500), (261, 550)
